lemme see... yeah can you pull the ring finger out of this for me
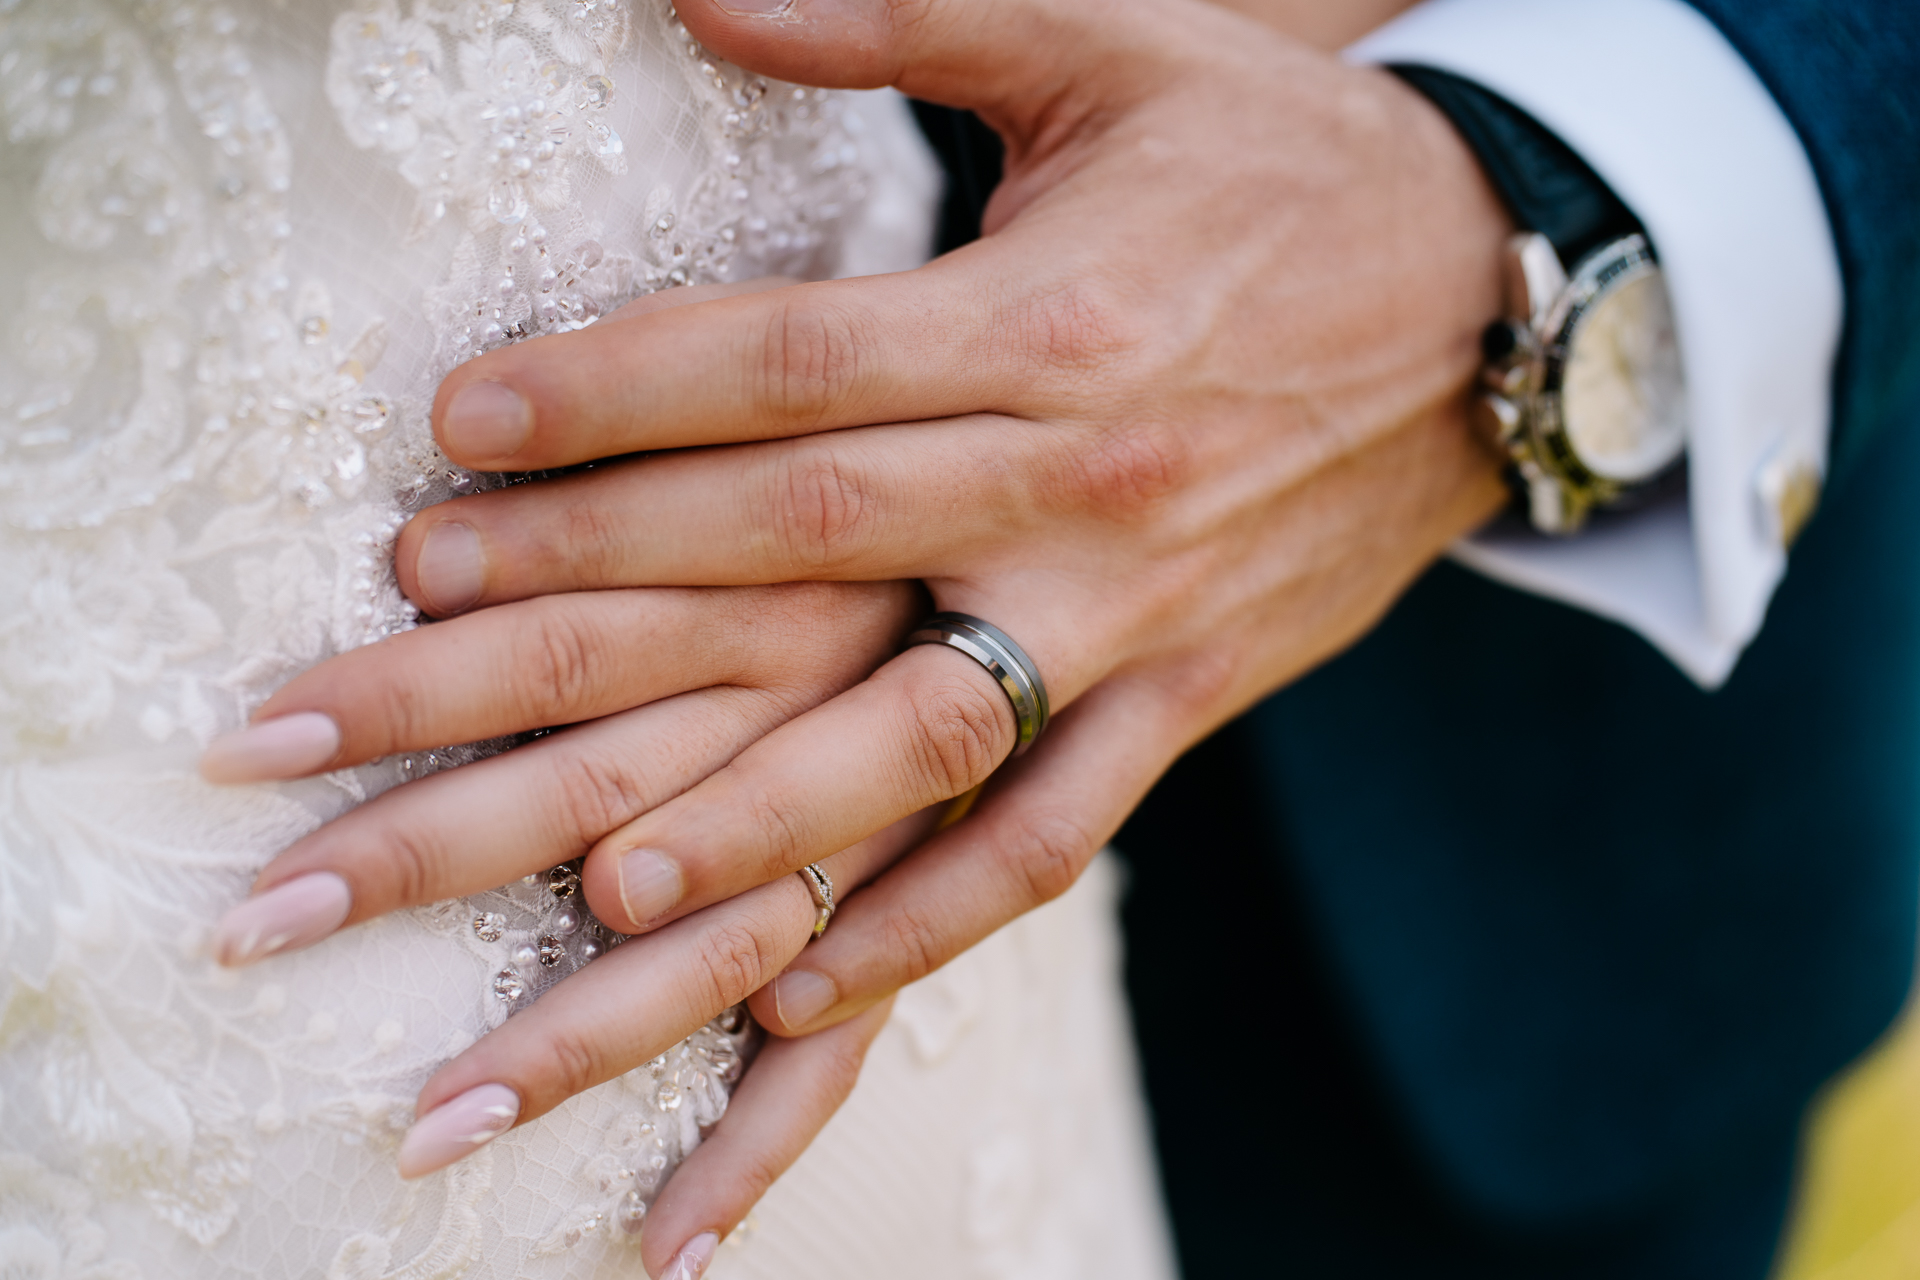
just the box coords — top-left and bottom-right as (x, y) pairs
(574, 599), (1088, 936)
(395, 806), (933, 1178)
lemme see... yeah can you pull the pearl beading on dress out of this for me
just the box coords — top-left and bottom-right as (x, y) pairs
(0, 0), (907, 1272)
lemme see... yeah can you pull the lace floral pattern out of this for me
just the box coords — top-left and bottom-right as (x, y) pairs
(0, 0), (933, 1273)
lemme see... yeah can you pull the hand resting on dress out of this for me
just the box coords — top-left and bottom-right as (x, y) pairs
(204, 0), (1511, 1271)
(375, 0), (1512, 1038)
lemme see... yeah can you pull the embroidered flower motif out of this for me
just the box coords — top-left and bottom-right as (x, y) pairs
(0, 527), (222, 759)
(325, 7), (448, 155)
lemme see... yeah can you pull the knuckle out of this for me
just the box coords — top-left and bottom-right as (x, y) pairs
(996, 809), (1093, 908)
(555, 492), (635, 585)
(1049, 422), (1191, 520)
(691, 918), (781, 1012)
(874, 900), (948, 987)
(766, 446), (880, 573)
(1015, 279), (1134, 378)
(741, 784), (816, 879)
(537, 1027), (609, 1104)
(759, 297), (864, 427)
(516, 604), (601, 719)
(377, 824), (450, 909)
(548, 751), (649, 844)
(359, 663), (437, 752)
(903, 675), (1009, 797)
(730, 1143), (792, 1203)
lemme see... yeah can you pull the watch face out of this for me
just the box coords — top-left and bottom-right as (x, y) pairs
(1559, 266), (1687, 483)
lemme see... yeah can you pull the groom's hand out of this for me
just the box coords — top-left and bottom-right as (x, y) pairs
(209, 0), (1510, 1265)
(430, 3), (1511, 1261)
(408, 0), (1508, 997)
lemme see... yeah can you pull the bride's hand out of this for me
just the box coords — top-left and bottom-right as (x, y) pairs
(198, 565), (934, 1266)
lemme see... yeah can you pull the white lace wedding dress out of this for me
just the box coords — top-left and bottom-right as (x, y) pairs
(0, 2), (1177, 1276)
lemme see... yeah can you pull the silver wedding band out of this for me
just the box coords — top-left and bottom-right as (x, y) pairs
(799, 862), (835, 939)
(904, 612), (1051, 756)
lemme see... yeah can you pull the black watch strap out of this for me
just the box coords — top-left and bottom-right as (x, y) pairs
(1389, 64), (1642, 267)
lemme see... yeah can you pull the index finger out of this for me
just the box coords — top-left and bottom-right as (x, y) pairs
(428, 241), (1100, 470)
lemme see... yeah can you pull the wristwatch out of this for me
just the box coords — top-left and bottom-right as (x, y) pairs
(1392, 66), (1688, 535)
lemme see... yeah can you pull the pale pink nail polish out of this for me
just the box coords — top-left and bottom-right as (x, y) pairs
(715, 0), (793, 13)
(211, 871), (352, 967)
(200, 711), (342, 784)
(659, 1232), (718, 1280)
(616, 848), (683, 929)
(397, 1083), (520, 1179)
(772, 969), (837, 1030)
(441, 381), (532, 462)
(413, 521), (486, 614)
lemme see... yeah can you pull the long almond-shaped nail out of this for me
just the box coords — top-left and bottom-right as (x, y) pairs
(200, 711), (342, 784)
(441, 380), (532, 463)
(211, 871), (352, 967)
(616, 848), (683, 930)
(397, 1083), (520, 1179)
(413, 521), (486, 614)
(772, 968), (837, 1030)
(659, 1232), (718, 1280)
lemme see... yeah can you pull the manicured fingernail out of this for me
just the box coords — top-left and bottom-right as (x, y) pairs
(442, 380), (532, 462)
(413, 521), (486, 614)
(616, 848), (683, 929)
(398, 1083), (520, 1179)
(772, 968), (838, 1030)
(660, 1232), (719, 1280)
(211, 871), (352, 967)
(199, 711), (342, 784)
(716, 0), (792, 14)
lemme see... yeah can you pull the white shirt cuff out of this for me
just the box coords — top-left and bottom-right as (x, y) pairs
(1348, 0), (1842, 688)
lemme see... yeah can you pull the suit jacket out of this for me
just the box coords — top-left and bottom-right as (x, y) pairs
(916, 0), (1920, 1247)
(1245, 0), (1920, 1225)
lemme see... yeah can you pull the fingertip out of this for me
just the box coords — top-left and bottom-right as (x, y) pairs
(436, 379), (533, 468)
(770, 967), (838, 1032)
(652, 1230), (719, 1280)
(572, 845), (682, 936)
(672, 0), (899, 90)
(743, 984), (783, 1035)
(397, 1082), (521, 1179)
(410, 520), (487, 616)
(199, 711), (342, 784)
(210, 871), (353, 967)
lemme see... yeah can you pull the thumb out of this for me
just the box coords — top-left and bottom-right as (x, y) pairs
(671, 0), (1165, 134)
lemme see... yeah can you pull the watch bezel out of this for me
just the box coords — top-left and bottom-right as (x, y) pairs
(1478, 233), (1685, 534)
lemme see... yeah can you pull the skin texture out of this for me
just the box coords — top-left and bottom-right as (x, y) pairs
(204, 0), (1509, 1271)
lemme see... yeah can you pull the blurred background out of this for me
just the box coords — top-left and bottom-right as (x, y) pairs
(1776, 1000), (1920, 1279)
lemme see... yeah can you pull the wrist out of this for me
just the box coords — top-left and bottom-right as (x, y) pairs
(1370, 64), (1517, 481)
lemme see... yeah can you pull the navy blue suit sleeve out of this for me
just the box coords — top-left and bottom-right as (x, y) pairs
(1219, 2), (1920, 1231)
(1684, 0), (1920, 479)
